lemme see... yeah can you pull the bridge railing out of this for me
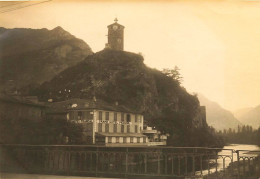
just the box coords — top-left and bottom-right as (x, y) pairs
(0, 144), (259, 178)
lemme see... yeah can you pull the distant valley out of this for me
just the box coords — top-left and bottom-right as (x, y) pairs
(197, 94), (241, 131)
(234, 106), (260, 129)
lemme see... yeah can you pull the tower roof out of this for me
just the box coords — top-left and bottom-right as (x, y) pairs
(107, 18), (125, 28)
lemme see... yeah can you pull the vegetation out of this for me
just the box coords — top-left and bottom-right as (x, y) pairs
(218, 125), (260, 146)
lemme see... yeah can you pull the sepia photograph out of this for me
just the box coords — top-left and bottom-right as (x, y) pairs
(0, 0), (260, 178)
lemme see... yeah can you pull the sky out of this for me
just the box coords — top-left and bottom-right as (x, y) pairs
(1, 0), (260, 111)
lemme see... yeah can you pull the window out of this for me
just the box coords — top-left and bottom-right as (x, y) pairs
(121, 125), (124, 133)
(113, 124), (117, 133)
(127, 114), (131, 122)
(105, 124), (109, 132)
(114, 112), (117, 121)
(135, 115), (137, 122)
(127, 125), (130, 133)
(98, 123), (102, 132)
(85, 111), (93, 119)
(143, 137), (146, 143)
(78, 111), (82, 120)
(99, 111), (102, 121)
(123, 137), (126, 143)
(105, 112), (109, 120)
(135, 125), (138, 133)
(108, 137), (112, 143)
(137, 137), (140, 143)
(116, 137), (119, 143)
(121, 113), (124, 122)
(130, 137), (133, 143)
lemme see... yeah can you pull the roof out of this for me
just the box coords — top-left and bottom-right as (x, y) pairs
(0, 93), (46, 108)
(96, 132), (146, 137)
(46, 98), (141, 114)
(107, 22), (125, 28)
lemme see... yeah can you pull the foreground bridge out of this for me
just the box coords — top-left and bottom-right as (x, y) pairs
(0, 144), (259, 178)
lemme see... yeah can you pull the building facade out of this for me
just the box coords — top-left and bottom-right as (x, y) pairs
(47, 98), (148, 146)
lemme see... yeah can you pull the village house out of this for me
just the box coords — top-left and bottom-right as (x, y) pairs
(0, 93), (46, 121)
(46, 98), (149, 146)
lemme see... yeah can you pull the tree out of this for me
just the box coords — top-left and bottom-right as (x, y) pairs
(162, 66), (183, 84)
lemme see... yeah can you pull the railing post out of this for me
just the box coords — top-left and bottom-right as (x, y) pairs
(237, 150), (240, 178)
(125, 148), (128, 175)
(185, 154), (188, 176)
(165, 154), (167, 174)
(95, 147), (99, 176)
(144, 153), (147, 173)
(157, 151), (160, 175)
(192, 156), (195, 175)
(171, 154), (174, 175)
(231, 150), (234, 176)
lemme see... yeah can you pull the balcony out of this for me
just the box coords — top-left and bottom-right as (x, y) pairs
(142, 129), (157, 134)
(147, 141), (167, 146)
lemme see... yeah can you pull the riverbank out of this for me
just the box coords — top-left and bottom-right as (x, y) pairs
(204, 154), (260, 178)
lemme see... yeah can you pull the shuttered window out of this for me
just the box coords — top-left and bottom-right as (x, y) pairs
(105, 112), (109, 120)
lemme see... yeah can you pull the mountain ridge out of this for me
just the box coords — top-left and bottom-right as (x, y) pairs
(197, 94), (241, 130)
(234, 105), (260, 128)
(0, 26), (93, 91)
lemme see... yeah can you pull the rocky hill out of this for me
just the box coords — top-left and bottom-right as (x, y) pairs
(0, 26), (92, 91)
(24, 49), (224, 147)
(234, 106), (260, 129)
(35, 49), (195, 115)
(198, 94), (241, 130)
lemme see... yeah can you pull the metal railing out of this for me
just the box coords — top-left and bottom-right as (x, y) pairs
(0, 144), (259, 178)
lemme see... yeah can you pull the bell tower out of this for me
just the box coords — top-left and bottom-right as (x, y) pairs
(106, 18), (124, 51)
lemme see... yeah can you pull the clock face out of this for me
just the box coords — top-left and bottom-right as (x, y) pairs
(113, 25), (118, 31)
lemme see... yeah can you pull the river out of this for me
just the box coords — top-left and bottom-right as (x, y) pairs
(197, 144), (260, 175)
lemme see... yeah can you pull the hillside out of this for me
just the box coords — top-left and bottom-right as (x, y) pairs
(235, 106), (260, 129)
(35, 49), (194, 115)
(0, 26), (92, 91)
(198, 94), (241, 130)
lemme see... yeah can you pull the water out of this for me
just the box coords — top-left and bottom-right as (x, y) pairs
(197, 144), (260, 175)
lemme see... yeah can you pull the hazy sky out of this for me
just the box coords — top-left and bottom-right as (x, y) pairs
(1, 0), (260, 111)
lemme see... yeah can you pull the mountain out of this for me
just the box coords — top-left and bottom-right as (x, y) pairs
(197, 94), (241, 130)
(0, 26), (92, 91)
(233, 107), (253, 119)
(234, 106), (260, 128)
